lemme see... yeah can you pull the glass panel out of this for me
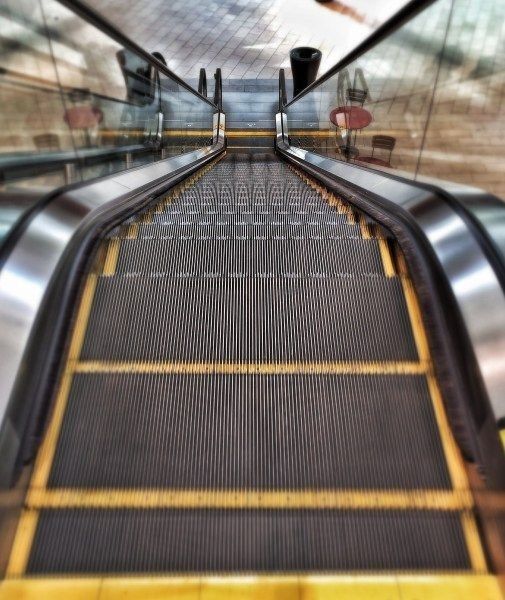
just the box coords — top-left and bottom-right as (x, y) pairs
(0, 0), (216, 249)
(285, 0), (505, 200)
(0, 0), (71, 242)
(417, 0), (505, 199)
(286, 0), (453, 177)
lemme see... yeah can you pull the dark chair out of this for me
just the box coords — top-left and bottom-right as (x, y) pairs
(33, 133), (61, 151)
(346, 87), (368, 106)
(358, 135), (396, 167)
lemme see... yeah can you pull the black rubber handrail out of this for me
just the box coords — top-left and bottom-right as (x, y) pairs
(213, 68), (223, 111)
(60, 0), (217, 108)
(278, 68), (287, 112)
(198, 68), (208, 97)
(284, 0), (435, 107)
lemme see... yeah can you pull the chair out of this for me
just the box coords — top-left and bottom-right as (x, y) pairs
(358, 135), (396, 167)
(33, 133), (61, 151)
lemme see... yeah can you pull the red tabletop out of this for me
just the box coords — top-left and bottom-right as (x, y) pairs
(64, 106), (103, 129)
(356, 156), (390, 167)
(330, 106), (372, 130)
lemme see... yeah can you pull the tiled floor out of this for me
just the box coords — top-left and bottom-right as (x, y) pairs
(86, 0), (406, 81)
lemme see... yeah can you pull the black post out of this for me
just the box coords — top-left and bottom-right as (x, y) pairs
(290, 47), (322, 98)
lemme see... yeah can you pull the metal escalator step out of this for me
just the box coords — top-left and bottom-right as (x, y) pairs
(160, 207), (338, 216)
(27, 508), (470, 573)
(81, 277), (418, 362)
(166, 201), (338, 211)
(151, 212), (349, 225)
(137, 222), (361, 239)
(49, 373), (450, 489)
(114, 239), (383, 276)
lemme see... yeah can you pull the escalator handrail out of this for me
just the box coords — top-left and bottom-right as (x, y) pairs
(60, 0), (217, 108)
(278, 68), (287, 112)
(198, 69), (208, 97)
(284, 0), (435, 106)
(213, 68), (223, 111)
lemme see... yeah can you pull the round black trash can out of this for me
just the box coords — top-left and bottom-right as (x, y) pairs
(290, 47), (322, 97)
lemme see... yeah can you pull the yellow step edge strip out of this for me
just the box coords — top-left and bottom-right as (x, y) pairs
(226, 130), (274, 137)
(73, 360), (429, 376)
(401, 274), (468, 491)
(4, 510), (38, 577)
(25, 488), (473, 511)
(378, 238), (396, 277)
(102, 239), (120, 276)
(31, 274), (98, 491)
(461, 511), (488, 574)
(397, 253), (486, 572)
(1, 575), (503, 600)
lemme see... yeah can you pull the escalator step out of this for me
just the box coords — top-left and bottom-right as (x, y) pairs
(28, 508), (470, 573)
(49, 373), (450, 489)
(81, 277), (418, 362)
(136, 222), (362, 239)
(152, 212), (349, 225)
(114, 239), (384, 276)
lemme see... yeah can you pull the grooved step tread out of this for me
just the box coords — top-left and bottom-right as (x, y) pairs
(48, 373), (450, 489)
(81, 277), (418, 362)
(136, 221), (361, 239)
(27, 509), (469, 574)
(151, 212), (350, 225)
(114, 238), (384, 276)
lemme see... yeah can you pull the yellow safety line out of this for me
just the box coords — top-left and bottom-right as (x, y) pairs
(226, 130), (274, 137)
(400, 276), (430, 363)
(124, 222), (139, 239)
(102, 239), (120, 276)
(67, 274), (98, 363)
(397, 251), (487, 571)
(501, 429), (505, 450)
(359, 214), (372, 239)
(461, 511), (489, 573)
(5, 510), (39, 577)
(378, 238), (395, 277)
(31, 274), (98, 490)
(425, 374), (469, 491)
(25, 487), (473, 511)
(74, 360), (428, 376)
(1, 574), (503, 599)
(400, 263), (469, 491)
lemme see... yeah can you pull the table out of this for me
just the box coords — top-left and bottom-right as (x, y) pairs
(329, 105), (372, 161)
(329, 106), (372, 131)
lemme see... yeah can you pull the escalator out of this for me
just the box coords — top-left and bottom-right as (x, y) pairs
(1, 0), (505, 598)
(1, 150), (490, 579)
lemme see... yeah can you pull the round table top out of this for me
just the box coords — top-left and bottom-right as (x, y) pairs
(330, 106), (372, 130)
(64, 106), (103, 129)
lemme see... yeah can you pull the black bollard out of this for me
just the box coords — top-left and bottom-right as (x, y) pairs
(290, 47), (322, 98)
